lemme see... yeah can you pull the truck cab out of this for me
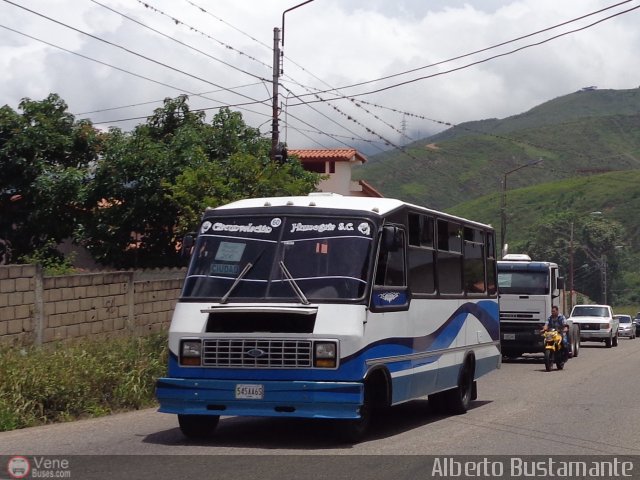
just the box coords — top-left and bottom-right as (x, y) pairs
(497, 254), (579, 358)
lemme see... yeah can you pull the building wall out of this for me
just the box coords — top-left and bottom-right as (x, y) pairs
(0, 265), (185, 347)
(317, 162), (363, 196)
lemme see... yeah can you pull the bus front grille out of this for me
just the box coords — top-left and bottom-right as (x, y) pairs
(202, 339), (312, 368)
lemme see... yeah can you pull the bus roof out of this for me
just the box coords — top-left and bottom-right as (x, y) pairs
(211, 193), (493, 229)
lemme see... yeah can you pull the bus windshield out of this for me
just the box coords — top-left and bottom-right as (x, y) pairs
(182, 215), (375, 302)
(497, 270), (549, 295)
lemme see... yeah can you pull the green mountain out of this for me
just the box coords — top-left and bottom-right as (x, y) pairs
(446, 170), (640, 306)
(352, 87), (640, 305)
(354, 87), (640, 210)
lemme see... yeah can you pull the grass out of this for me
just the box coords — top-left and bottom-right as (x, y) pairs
(0, 332), (168, 431)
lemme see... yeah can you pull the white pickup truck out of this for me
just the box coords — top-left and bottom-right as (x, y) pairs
(568, 304), (619, 348)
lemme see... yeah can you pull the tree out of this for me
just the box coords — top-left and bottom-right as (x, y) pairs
(0, 94), (100, 264)
(520, 212), (627, 303)
(82, 99), (319, 268)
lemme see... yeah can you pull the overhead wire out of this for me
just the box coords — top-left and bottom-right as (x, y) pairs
(0, 24), (271, 122)
(294, 0), (636, 97)
(289, 3), (640, 105)
(1, 0), (269, 107)
(141, 0), (404, 155)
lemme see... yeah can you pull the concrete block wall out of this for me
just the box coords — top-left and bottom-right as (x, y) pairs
(0, 264), (38, 346)
(0, 265), (186, 347)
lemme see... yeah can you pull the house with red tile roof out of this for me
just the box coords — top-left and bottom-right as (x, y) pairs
(288, 148), (383, 198)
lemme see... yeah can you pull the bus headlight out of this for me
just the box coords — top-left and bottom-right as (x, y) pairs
(314, 342), (337, 368)
(180, 339), (202, 366)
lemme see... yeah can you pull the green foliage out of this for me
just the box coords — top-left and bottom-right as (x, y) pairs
(81, 100), (319, 268)
(0, 333), (167, 431)
(447, 170), (640, 305)
(0, 94), (101, 263)
(357, 88), (640, 210)
(19, 240), (76, 276)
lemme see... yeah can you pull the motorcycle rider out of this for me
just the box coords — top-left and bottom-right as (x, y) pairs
(542, 305), (570, 359)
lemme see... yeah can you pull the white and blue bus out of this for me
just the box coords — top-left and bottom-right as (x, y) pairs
(156, 193), (501, 442)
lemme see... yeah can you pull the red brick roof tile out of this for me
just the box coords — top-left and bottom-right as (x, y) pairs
(289, 148), (367, 163)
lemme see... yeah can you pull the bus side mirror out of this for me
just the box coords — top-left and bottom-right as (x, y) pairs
(381, 226), (402, 252)
(181, 234), (196, 257)
(557, 277), (565, 290)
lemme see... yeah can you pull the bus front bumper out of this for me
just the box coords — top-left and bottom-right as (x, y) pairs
(156, 377), (364, 419)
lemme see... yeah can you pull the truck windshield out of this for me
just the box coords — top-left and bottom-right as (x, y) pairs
(572, 306), (609, 317)
(181, 215), (375, 302)
(497, 270), (549, 295)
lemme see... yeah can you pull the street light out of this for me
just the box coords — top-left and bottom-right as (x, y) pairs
(499, 159), (543, 256)
(271, 0), (315, 161)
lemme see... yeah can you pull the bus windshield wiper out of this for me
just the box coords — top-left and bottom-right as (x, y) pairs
(220, 249), (265, 304)
(279, 261), (310, 305)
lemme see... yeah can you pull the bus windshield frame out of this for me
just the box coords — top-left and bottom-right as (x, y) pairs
(181, 214), (377, 303)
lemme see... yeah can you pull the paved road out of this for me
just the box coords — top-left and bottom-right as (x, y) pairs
(2, 337), (640, 478)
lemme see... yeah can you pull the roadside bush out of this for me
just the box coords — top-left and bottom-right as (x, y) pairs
(0, 332), (168, 431)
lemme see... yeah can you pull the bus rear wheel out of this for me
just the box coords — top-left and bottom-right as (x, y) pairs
(178, 414), (220, 439)
(445, 360), (474, 414)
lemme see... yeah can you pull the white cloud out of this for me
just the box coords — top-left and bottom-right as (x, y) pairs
(1, 0), (639, 154)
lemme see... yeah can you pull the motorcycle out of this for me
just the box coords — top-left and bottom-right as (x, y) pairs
(542, 328), (567, 371)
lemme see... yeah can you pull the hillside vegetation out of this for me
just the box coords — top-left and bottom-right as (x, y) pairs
(353, 87), (640, 305)
(354, 88), (640, 210)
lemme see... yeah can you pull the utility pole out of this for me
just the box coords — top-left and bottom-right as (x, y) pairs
(271, 0), (314, 162)
(569, 220), (574, 311)
(270, 27), (281, 162)
(499, 159), (543, 256)
(601, 254), (608, 304)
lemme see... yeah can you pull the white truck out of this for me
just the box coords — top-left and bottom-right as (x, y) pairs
(569, 304), (618, 347)
(497, 254), (580, 358)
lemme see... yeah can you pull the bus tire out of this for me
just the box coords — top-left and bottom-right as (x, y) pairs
(335, 387), (372, 443)
(445, 358), (475, 415)
(178, 414), (219, 439)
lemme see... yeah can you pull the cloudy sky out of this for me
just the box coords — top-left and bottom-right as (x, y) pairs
(1, 0), (639, 155)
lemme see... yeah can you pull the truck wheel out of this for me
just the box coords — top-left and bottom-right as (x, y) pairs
(178, 414), (219, 439)
(605, 335), (612, 348)
(612, 334), (619, 347)
(572, 327), (580, 358)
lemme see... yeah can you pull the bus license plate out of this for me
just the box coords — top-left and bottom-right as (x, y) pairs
(235, 384), (264, 400)
(503, 333), (516, 340)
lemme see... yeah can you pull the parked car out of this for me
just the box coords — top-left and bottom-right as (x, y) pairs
(614, 314), (636, 339)
(569, 304), (619, 348)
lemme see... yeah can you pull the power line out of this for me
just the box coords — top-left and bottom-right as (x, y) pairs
(290, 4), (640, 105)
(2, 0), (269, 106)
(180, 0), (412, 149)
(295, 0), (636, 98)
(132, 0), (272, 72)
(0, 24), (270, 122)
(75, 82), (265, 116)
